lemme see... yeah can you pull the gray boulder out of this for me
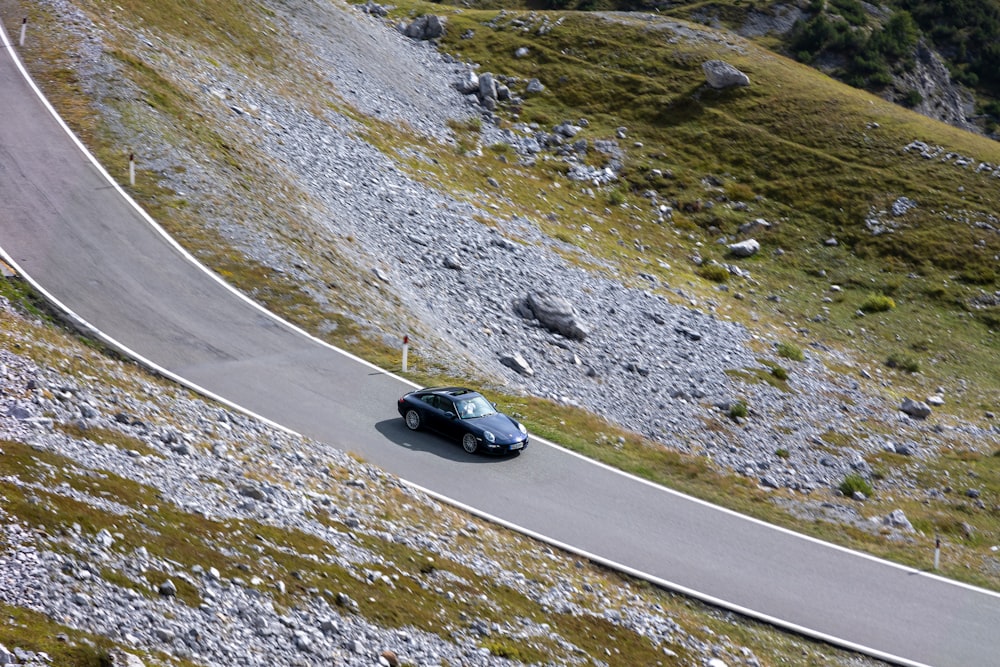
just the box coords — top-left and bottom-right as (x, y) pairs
(900, 398), (932, 419)
(525, 78), (545, 94)
(478, 72), (498, 110)
(500, 352), (534, 377)
(521, 290), (590, 340)
(455, 70), (479, 95)
(554, 121), (582, 138)
(702, 60), (751, 89)
(884, 509), (914, 531)
(403, 15), (444, 41)
(359, 1), (389, 17)
(728, 238), (760, 258)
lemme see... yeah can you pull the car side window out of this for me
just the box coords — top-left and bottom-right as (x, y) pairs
(439, 398), (456, 415)
(420, 394), (438, 410)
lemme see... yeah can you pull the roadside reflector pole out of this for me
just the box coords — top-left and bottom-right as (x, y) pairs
(129, 153), (135, 186)
(402, 335), (409, 372)
(934, 536), (941, 571)
(19, 18), (26, 47)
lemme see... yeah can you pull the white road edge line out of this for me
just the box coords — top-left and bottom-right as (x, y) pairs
(1, 19), (989, 667)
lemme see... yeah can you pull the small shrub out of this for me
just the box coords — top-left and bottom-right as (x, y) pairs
(447, 116), (481, 133)
(860, 294), (896, 313)
(839, 474), (874, 498)
(959, 267), (998, 285)
(481, 639), (543, 662)
(769, 365), (789, 381)
(977, 310), (1000, 330)
(775, 448), (790, 459)
(901, 89), (922, 107)
(886, 352), (920, 373)
(608, 188), (626, 206)
(776, 341), (804, 361)
(698, 263), (730, 283)
(729, 401), (748, 420)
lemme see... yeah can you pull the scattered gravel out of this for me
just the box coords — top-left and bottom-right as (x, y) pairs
(1, 298), (881, 666)
(3, 0), (994, 664)
(16, 0), (1000, 521)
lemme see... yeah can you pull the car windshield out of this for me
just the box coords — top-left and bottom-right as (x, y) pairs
(456, 396), (495, 419)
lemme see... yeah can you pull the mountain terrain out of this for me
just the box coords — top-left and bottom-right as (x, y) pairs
(1, 0), (999, 664)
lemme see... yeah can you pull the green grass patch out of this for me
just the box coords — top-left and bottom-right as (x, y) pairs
(0, 604), (117, 667)
(839, 474), (874, 498)
(698, 263), (730, 283)
(860, 294), (897, 313)
(886, 352), (921, 373)
(775, 342), (805, 361)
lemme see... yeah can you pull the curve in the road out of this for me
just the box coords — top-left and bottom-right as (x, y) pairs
(3, 20), (998, 667)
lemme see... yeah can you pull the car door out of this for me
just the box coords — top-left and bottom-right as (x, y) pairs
(418, 394), (446, 433)
(435, 396), (464, 440)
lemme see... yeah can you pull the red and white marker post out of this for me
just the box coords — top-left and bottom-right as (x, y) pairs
(402, 335), (409, 372)
(129, 153), (135, 186)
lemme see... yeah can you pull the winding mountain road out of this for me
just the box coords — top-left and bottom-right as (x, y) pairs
(2, 21), (997, 667)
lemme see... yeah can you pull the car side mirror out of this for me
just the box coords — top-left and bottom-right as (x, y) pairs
(445, 411), (457, 420)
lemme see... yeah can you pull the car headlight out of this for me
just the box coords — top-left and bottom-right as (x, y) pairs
(517, 422), (527, 434)
(483, 431), (496, 443)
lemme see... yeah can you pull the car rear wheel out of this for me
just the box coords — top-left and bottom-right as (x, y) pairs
(461, 433), (478, 454)
(404, 410), (421, 431)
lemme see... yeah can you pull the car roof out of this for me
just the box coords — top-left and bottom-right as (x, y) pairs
(419, 386), (482, 399)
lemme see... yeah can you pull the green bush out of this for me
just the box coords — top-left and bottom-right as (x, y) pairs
(901, 88), (922, 107)
(830, 0), (867, 25)
(698, 263), (730, 283)
(886, 352), (921, 373)
(860, 294), (896, 313)
(729, 401), (748, 420)
(775, 448), (790, 459)
(839, 474), (874, 498)
(776, 341), (805, 361)
(769, 365), (789, 381)
(481, 639), (543, 662)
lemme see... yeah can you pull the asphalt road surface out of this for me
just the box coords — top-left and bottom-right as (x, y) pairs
(2, 23), (998, 667)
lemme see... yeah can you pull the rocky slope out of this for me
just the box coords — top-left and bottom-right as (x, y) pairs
(0, 0), (997, 663)
(0, 296), (882, 666)
(71, 0), (994, 507)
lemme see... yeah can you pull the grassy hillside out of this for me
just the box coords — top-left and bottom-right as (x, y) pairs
(511, 0), (1000, 131)
(404, 3), (1000, 402)
(2, 0), (999, 597)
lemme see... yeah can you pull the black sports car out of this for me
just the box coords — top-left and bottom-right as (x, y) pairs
(397, 386), (528, 455)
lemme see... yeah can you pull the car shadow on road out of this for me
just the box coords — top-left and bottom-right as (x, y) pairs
(374, 418), (520, 463)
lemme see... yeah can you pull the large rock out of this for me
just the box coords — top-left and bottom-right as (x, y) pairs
(500, 352), (534, 376)
(478, 72), (498, 111)
(403, 15), (444, 41)
(702, 60), (750, 89)
(521, 291), (590, 340)
(728, 238), (760, 258)
(884, 509), (914, 531)
(455, 70), (479, 95)
(900, 398), (932, 419)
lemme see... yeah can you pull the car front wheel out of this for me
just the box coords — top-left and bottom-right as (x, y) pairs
(404, 410), (421, 431)
(462, 433), (478, 454)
